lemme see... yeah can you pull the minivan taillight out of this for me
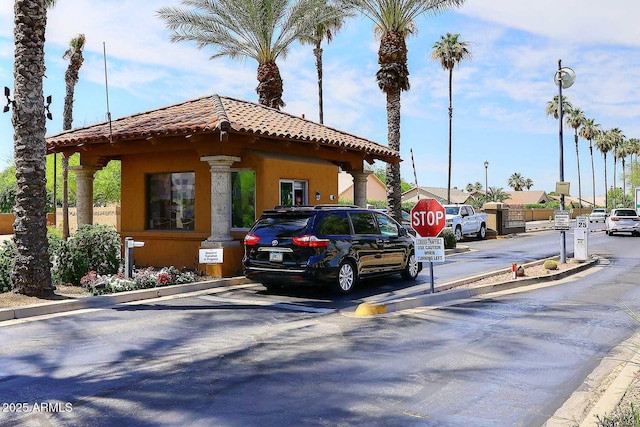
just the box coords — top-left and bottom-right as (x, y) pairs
(292, 235), (330, 247)
(244, 234), (261, 246)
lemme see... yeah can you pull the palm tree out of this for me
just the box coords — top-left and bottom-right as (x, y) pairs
(578, 118), (601, 208)
(465, 181), (482, 193)
(158, 0), (341, 109)
(627, 138), (640, 185)
(298, 3), (352, 124)
(565, 107), (585, 209)
(523, 178), (533, 190)
(545, 95), (572, 120)
(10, 0), (56, 297)
(608, 128), (625, 206)
(629, 138), (640, 167)
(486, 186), (508, 202)
(340, 0), (464, 222)
(595, 130), (613, 208)
(61, 34), (86, 240)
(431, 32), (471, 204)
(507, 173), (525, 191)
(616, 139), (631, 204)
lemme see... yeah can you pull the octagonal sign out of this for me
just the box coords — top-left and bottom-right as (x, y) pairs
(410, 198), (446, 237)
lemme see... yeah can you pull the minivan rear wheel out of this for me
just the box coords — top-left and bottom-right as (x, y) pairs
(334, 260), (357, 294)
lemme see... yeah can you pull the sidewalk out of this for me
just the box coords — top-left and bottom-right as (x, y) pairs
(0, 276), (252, 322)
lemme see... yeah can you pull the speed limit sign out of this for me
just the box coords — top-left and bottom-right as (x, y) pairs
(576, 215), (588, 229)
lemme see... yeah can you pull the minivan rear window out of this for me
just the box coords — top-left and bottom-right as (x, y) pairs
(252, 215), (312, 237)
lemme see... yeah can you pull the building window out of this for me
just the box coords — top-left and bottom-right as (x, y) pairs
(280, 180), (307, 206)
(147, 172), (195, 231)
(231, 170), (256, 229)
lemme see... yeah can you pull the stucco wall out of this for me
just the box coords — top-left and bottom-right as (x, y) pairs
(250, 151), (339, 215)
(0, 213), (56, 235)
(118, 149), (339, 275)
(338, 172), (386, 202)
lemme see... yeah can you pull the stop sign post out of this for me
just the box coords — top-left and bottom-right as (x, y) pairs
(411, 198), (446, 237)
(411, 198), (446, 293)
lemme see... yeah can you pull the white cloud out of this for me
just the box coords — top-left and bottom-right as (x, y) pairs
(461, 0), (640, 47)
(1, 0), (639, 195)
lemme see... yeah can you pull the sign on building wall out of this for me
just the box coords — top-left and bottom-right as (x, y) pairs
(199, 248), (223, 264)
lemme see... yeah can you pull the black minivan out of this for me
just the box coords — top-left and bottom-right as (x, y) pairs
(243, 205), (421, 294)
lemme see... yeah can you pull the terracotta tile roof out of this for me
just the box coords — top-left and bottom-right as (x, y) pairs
(46, 94), (400, 162)
(504, 191), (551, 205)
(402, 187), (471, 204)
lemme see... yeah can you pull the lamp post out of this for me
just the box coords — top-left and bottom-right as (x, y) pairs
(484, 160), (489, 201)
(554, 60), (576, 264)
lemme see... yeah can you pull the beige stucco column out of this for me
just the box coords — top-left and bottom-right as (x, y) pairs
(70, 165), (99, 227)
(350, 170), (371, 208)
(200, 155), (241, 245)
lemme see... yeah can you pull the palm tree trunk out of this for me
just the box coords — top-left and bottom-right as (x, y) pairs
(11, 0), (53, 297)
(603, 153), (608, 209)
(62, 155), (70, 239)
(574, 132), (582, 212)
(589, 141), (596, 207)
(52, 154), (57, 225)
(447, 68), (453, 204)
(622, 159), (626, 204)
(386, 88), (402, 223)
(613, 156), (617, 207)
(314, 43), (324, 124)
(256, 61), (285, 110)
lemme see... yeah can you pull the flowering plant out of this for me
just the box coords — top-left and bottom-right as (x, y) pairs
(80, 271), (98, 288)
(87, 266), (198, 295)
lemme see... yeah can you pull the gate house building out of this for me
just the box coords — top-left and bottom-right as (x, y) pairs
(46, 95), (400, 277)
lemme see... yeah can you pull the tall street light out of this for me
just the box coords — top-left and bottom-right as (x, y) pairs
(484, 160), (489, 200)
(554, 59), (576, 264)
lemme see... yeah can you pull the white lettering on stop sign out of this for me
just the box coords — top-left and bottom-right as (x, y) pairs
(412, 210), (444, 227)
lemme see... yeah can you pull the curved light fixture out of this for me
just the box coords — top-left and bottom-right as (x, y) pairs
(554, 67), (576, 89)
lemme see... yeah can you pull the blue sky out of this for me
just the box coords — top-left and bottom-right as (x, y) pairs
(1, 0), (639, 198)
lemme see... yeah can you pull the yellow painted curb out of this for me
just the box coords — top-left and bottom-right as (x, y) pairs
(353, 302), (387, 316)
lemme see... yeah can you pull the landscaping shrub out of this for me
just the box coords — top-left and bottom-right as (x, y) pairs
(0, 228), (67, 293)
(596, 402), (640, 426)
(440, 227), (457, 249)
(543, 259), (558, 270)
(54, 224), (121, 286)
(0, 240), (15, 293)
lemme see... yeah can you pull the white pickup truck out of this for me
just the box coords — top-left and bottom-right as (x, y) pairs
(444, 204), (488, 241)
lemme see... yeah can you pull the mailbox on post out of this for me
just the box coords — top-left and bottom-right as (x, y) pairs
(124, 237), (145, 279)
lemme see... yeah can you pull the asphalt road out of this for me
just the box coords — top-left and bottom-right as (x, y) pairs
(1, 227), (639, 426)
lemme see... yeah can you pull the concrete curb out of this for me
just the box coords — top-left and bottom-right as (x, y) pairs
(545, 332), (640, 427)
(351, 257), (599, 316)
(579, 340), (640, 427)
(0, 276), (251, 322)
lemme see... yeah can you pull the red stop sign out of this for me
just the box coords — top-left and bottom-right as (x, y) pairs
(410, 198), (446, 237)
